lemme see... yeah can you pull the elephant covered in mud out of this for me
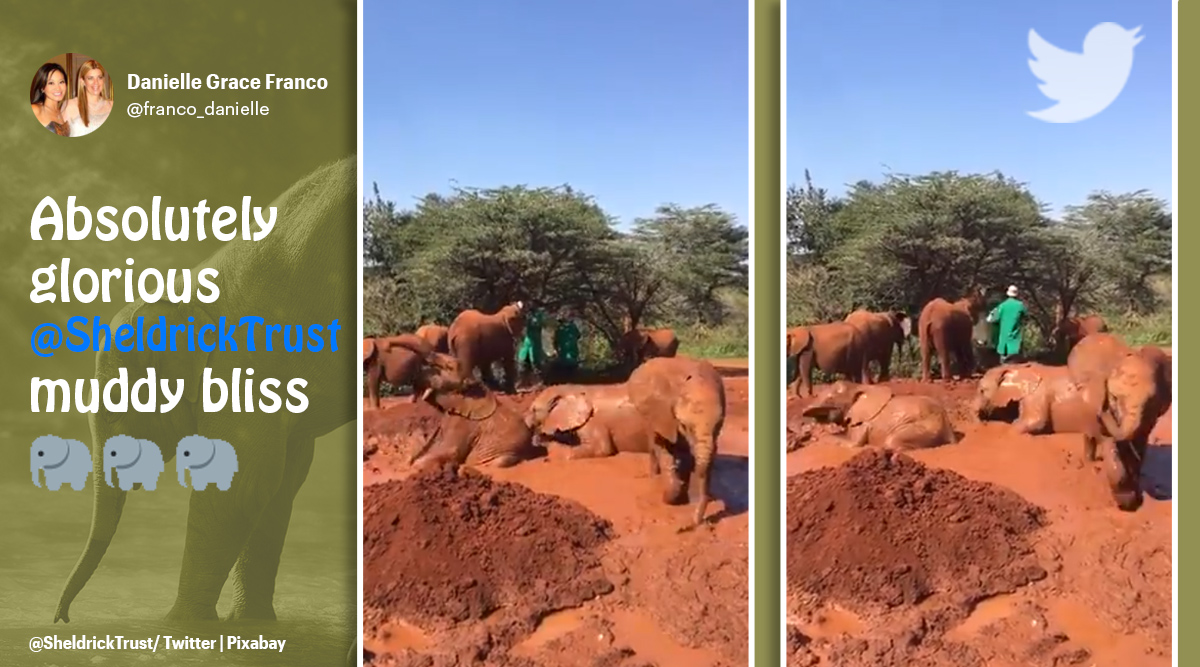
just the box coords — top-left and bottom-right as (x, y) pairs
(918, 288), (987, 383)
(363, 333), (436, 409)
(1050, 304), (1108, 354)
(524, 383), (655, 461)
(1068, 333), (1172, 511)
(626, 355), (725, 531)
(55, 158), (357, 627)
(415, 323), (450, 353)
(618, 323), (679, 368)
(973, 363), (1105, 459)
(392, 337), (546, 470)
(786, 322), (868, 398)
(801, 380), (957, 450)
(448, 302), (527, 394)
(844, 309), (911, 382)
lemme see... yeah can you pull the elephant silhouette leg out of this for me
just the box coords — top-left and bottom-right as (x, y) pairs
(228, 435), (316, 621)
(166, 433), (287, 622)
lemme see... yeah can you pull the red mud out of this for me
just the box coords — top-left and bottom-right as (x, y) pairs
(364, 360), (751, 667)
(786, 369), (1174, 667)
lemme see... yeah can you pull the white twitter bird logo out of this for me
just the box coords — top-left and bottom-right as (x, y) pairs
(1027, 22), (1143, 123)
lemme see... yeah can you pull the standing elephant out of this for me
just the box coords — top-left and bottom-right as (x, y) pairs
(55, 158), (357, 628)
(1069, 334), (1172, 511)
(786, 322), (868, 398)
(801, 380), (957, 450)
(524, 383), (656, 460)
(415, 323), (450, 353)
(918, 288), (987, 383)
(619, 325), (680, 368)
(973, 363), (1105, 459)
(103, 436), (166, 491)
(394, 338), (546, 470)
(363, 333), (436, 409)
(447, 302), (527, 394)
(844, 309), (911, 382)
(1050, 304), (1108, 354)
(626, 355), (725, 531)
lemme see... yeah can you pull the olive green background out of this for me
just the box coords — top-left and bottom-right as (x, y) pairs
(753, 1), (782, 665)
(0, 1), (357, 665)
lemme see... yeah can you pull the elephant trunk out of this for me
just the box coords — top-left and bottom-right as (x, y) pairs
(32, 459), (41, 487)
(55, 429), (129, 624)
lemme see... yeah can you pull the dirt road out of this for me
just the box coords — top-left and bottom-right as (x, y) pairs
(785, 374), (1173, 667)
(362, 360), (751, 667)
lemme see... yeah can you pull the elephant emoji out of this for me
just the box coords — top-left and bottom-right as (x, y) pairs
(56, 158), (357, 627)
(626, 355), (726, 531)
(524, 383), (656, 461)
(176, 436), (239, 491)
(801, 380), (957, 451)
(31, 435), (91, 491)
(102, 435), (166, 491)
(917, 287), (988, 383)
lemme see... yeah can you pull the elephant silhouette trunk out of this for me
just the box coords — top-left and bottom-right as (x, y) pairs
(177, 458), (188, 487)
(32, 462), (41, 487)
(55, 426), (129, 624)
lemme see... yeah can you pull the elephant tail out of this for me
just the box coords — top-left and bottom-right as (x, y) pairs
(55, 431), (128, 624)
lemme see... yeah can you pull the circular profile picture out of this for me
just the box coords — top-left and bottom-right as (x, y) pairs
(29, 53), (114, 137)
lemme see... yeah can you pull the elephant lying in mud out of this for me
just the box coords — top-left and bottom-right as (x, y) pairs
(626, 356), (726, 531)
(918, 288), (987, 382)
(1068, 333), (1172, 511)
(363, 334), (436, 410)
(55, 158), (357, 628)
(801, 380), (957, 450)
(524, 384), (655, 461)
(389, 338), (546, 470)
(973, 362), (1105, 459)
(448, 302), (527, 394)
(786, 322), (868, 398)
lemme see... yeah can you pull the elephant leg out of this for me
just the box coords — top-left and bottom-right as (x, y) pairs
(366, 364), (382, 410)
(567, 431), (617, 460)
(919, 337), (933, 383)
(859, 353), (873, 385)
(797, 352), (815, 397)
(414, 419), (474, 470)
(166, 430), (288, 622)
(227, 434), (316, 621)
(1082, 434), (1100, 462)
(833, 424), (870, 448)
(957, 341), (976, 378)
(685, 433), (715, 530)
(648, 441), (663, 477)
(936, 340), (953, 382)
(501, 354), (519, 394)
(1013, 397), (1049, 435)
(879, 348), (894, 383)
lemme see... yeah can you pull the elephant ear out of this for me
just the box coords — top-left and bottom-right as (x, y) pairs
(787, 328), (811, 357)
(363, 338), (376, 362)
(542, 394), (593, 434)
(846, 385), (893, 426)
(894, 313), (912, 338)
(433, 381), (498, 421)
(95, 301), (215, 413)
(994, 366), (1041, 406)
(628, 365), (680, 442)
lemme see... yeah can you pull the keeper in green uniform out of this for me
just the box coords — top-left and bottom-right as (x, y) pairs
(987, 285), (1028, 364)
(553, 310), (582, 380)
(517, 305), (546, 387)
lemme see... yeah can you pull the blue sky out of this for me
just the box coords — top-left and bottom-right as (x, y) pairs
(786, 0), (1172, 217)
(364, 1), (750, 229)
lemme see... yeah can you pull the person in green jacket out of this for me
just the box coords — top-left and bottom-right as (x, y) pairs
(552, 309), (582, 380)
(986, 285), (1028, 364)
(517, 304), (546, 388)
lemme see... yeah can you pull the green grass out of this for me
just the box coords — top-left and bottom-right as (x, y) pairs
(675, 323), (749, 359)
(1107, 309), (1172, 347)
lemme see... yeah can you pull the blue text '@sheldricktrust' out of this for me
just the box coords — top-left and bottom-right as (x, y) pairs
(30, 316), (342, 358)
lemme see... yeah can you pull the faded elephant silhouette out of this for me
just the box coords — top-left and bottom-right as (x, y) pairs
(55, 158), (357, 628)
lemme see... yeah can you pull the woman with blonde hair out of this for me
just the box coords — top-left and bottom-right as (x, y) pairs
(62, 59), (113, 137)
(30, 63), (69, 136)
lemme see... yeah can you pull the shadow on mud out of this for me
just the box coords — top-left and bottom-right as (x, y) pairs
(1142, 444), (1172, 500)
(704, 453), (750, 524)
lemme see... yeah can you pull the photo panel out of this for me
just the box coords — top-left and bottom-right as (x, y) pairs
(782, 0), (1174, 665)
(361, 1), (753, 666)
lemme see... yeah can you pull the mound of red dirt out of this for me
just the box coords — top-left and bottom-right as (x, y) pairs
(364, 466), (616, 633)
(787, 449), (1049, 615)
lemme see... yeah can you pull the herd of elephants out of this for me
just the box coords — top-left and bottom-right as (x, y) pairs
(786, 288), (1172, 513)
(362, 300), (722, 531)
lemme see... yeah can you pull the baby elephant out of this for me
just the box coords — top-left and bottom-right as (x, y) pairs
(974, 362), (1105, 459)
(524, 384), (656, 461)
(801, 380), (956, 450)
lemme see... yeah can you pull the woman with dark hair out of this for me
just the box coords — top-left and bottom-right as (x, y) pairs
(30, 63), (69, 135)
